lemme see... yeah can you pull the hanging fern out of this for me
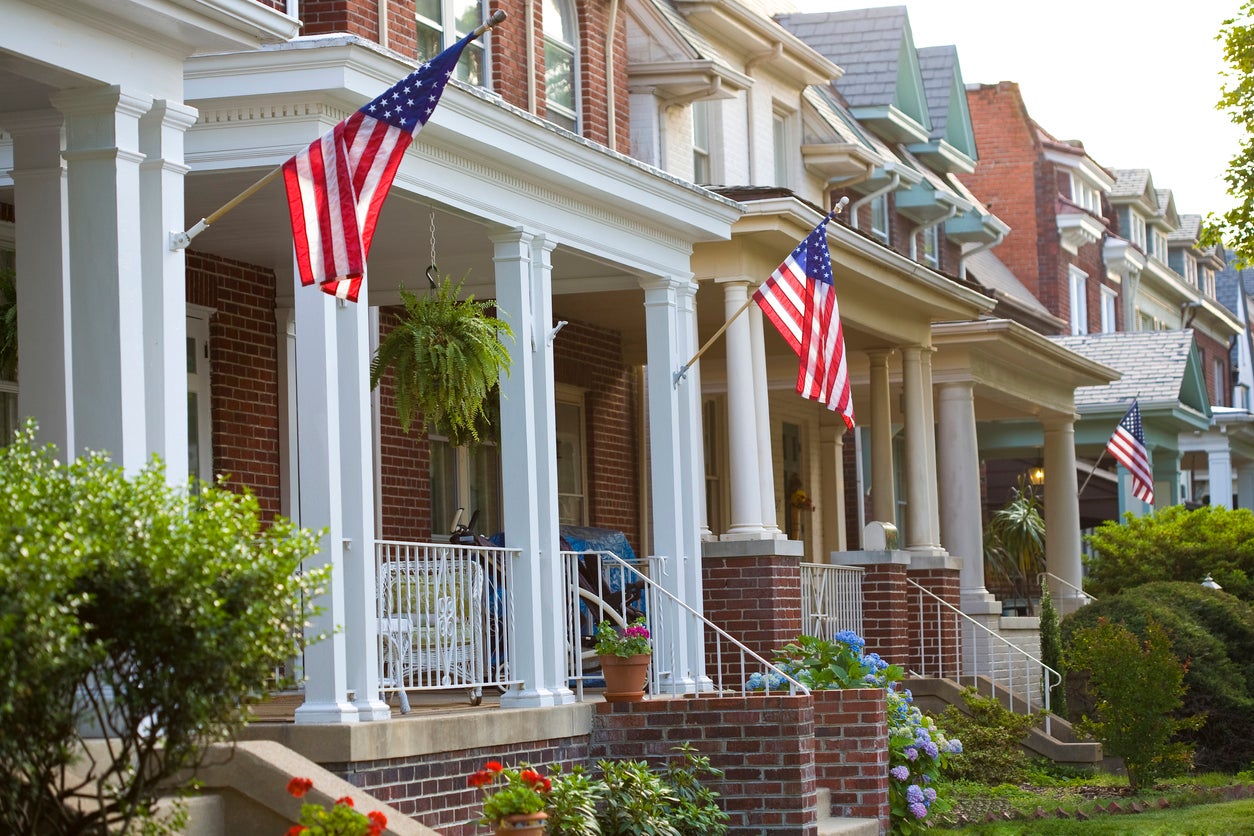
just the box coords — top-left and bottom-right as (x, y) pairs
(369, 275), (513, 448)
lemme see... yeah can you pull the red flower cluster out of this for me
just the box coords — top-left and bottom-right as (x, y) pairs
(287, 777), (314, 798)
(282, 776), (388, 836)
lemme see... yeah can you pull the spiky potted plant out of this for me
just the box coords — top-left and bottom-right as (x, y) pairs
(369, 275), (512, 447)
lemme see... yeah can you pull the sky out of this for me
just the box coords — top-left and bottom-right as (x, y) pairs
(789, 0), (1245, 216)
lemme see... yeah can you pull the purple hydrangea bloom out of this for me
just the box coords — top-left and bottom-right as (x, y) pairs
(946, 739), (964, 754)
(906, 785), (924, 804)
(890, 766), (909, 781)
(904, 747), (918, 762)
(923, 741), (939, 759)
(924, 787), (937, 803)
(909, 802), (928, 819)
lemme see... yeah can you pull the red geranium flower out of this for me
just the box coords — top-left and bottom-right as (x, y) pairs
(335, 796), (354, 807)
(468, 769), (494, 788)
(286, 777), (314, 798)
(284, 827), (307, 836)
(485, 760), (504, 773)
(519, 769), (541, 785)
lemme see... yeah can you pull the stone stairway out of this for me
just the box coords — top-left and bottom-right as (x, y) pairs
(816, 788), (880, 836)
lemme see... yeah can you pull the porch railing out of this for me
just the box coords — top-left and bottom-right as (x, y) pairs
(1039, 571), (1097, 606)
(799, 562), (864, 641)
(907, 579), (1060, 735)
(374, 539), (522, 712)
(563, 550), (807, 699)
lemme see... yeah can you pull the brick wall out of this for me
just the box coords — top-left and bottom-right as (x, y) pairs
(323, 735), (590, 836)
(906, 567), (961, 676)
(813, 688), (890, 829)
(185, 251), (283, 521)
(375, 306), (434, 542)
(590, 695), (820, 835)
(859, 562), (909, 667)
(701, 554), (803, 677)
(300, 0), (379, 42)
(1196, 329), (1231, 407)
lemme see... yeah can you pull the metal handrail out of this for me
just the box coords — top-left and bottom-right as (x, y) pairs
(907, 579), (1061, 736)
(1038, 572), (1097, 605)
(799, 562), (864, 641)
(565, 550), (809, 699)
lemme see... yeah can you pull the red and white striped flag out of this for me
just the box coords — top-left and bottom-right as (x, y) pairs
(1106, 399), (1153, 504)
(282, 33), (474, 302)
(753, 219), (854, 429)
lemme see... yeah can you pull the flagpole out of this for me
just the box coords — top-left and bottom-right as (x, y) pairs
(1076, 447), (1106, 496)
(169, 9), (508, 252)
(673, 196), (848, 385)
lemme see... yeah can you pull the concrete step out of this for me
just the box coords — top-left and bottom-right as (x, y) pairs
(816, 787), (881, 836)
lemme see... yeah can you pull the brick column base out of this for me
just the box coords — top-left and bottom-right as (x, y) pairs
(813, 688), (890, 831)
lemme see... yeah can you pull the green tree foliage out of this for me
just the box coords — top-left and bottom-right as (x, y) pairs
(936, 688), (1041, 785)
(1065, 618), (1203, 791)
(369, 276), (513, 448)
(1203, 3), (1254, 262)
(1038, 588), (1067, 718)
(1084, 505), (1254, 603)
(1061, 581), (1254, 773)
(983, 476), (1046, 609)
(0, 423), (325, 835)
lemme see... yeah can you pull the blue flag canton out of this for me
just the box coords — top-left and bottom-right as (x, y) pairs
(1122, 402), (1145, 442)
(796, 224), (834, 287)
(363, 34), (470, 131)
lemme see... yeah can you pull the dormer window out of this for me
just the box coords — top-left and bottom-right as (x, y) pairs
(543, 0), (577, 131)
(416, 0), (487, 85)
(921, 224), (939, 268)
(1067, 171), (1102, 214)
(1183, 255), (1198, 288)
(870, 194), (890, 245)
(1152, 230), (1169, 262)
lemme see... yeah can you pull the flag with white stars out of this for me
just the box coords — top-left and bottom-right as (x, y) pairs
(752, 219), (854, 429)
(1107, 399), (1153, 504)
(282, 32), (474, 302)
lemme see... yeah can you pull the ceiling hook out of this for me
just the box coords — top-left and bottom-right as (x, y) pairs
(425, 264), (438, 289)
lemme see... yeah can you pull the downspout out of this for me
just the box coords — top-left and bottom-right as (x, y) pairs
(849, 172), (899, 226)
(908, 203), (957, 260)
(525, 0), (537, 113)
(605, 0), (619, 148)
(377, 0), (387, 48)
(287, 0), (299, 20)
(958, 226), (1005, 280)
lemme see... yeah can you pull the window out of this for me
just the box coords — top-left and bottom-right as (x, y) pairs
(555, 387), (587, 525)
(1069, 265), (1089, 335)
(430, 433), (502, 537)
(1183, 255), (1198, 287)
(870, 194), (890, 245)
(920, 225), (939, 268)
(1124, 209), (1147, 249)
(543, 0), (577, 131)
(692, 100), (711, 184)
(1214, 357), (1228, 407)
(1068, 172), (1101, 214)
(1152, 230), (1169, 262)
(1202, 266), (1216, 298)
(1100, 285), (1117, 333)
(772, 112), (790, 188)
(416, 0), (486, 85)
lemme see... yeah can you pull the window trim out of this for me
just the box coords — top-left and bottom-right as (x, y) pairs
(869, 194), (890, 245)
(542, 0), (579, 131)
(1100, 285), (1117, 333)
(416, 0), (489, 86)
(1069, 265), (1089, 335)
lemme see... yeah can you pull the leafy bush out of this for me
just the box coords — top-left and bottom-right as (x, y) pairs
(0, 423), (324, 835)
(759, 631), (902, 690)
(1038, 588), (1067, 718)
(545, 764), (605, 835)
(591, 745), (727, 836)
(1084, 505), (1254, 603)
(1061, 581), (1254, 772)
(887, 689), (962, 834)
(1065, 618), (1203, 790)
(936, 688), (1041, 784)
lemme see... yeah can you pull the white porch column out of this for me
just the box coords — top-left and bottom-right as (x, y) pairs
(1207, 444), (1233, 507)
(718, 279), (765, 538)
(641, 275), (696, 691)
(139, 100), (196, 485)
(868, 349), (895, 524)
(493, 230), (571, 707)
(819, 419), (847, 553)
(748, 303), (782, 537)
(336, 287), (388, 720)
(4, 109), (74, 453)
(921, 347), (943, 548)
(936, 381), (995, 610)
(52, 86), (152, 471)
(902, 346), (939, 553)
(1042, 414), (1084, 615)
(292, 278), (357, 724)
(676, 280), (709, 689)
(1238, 463), (1254, 511)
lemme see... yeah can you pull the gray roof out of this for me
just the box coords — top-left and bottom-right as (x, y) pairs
(1110, 168), (1151, 199)
(1215, 245), (1247, 314)
(963, 249), (1052, 318)
(1168, 214), (1201, 244)
(916, 45), (956, 141)
(1050, 330), (1194, 406)
(776, 6), (908, 109)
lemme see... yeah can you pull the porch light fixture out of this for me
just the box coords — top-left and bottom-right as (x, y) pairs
(1201, 574), (1223, 590)
(1028, 466), (1045, 486)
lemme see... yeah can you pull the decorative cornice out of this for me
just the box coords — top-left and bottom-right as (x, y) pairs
(1056, 211), (1105, 255)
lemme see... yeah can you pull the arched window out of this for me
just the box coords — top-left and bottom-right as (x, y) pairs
(543, 0), (577, 131)
(415, 0), (487, 85)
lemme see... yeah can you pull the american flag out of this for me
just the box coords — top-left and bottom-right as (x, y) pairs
(1106, 400), (1153, 504)
(752, 219), (854, 429)
(282, 33), (474, 302)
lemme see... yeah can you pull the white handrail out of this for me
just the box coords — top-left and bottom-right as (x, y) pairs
(907, 579), (1061, 736)
(1038, 572), (1097, 604)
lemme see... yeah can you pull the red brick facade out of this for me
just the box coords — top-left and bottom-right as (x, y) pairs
(701, 554), (804, 674)
(813, 688), (890, 829)
(906, 567), (961, 676)
(856, 562), (910, 668)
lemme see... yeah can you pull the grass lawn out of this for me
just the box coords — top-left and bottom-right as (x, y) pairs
(937, 796), (1254, 834)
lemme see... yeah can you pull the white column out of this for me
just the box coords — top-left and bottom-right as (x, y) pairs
(868, 350), (895, 524)
(1207, 444), (1233, 508)
(292, 276), (357, 724)
(641, 275), (696, 691)
(493, 230), (571, 707)
(819, 420), (847, 554)
(921, 348), (943, 548)
(718, 279), (765, 538)
(139, 100), (196, 485)
(676, 280), (710, 689)
(4, 109), (74, 453)
(337, 287), (389, 720)
(937, 381), (995, 609)
(1043, 414), (1084, 615)
(749, 303), (782, 537)
(1238, 462), (1254, 511)
(52, 86), (152, 471)
(902, 347), (930, 551)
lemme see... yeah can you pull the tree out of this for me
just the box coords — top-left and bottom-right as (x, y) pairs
(1202, 3), (1254, 262)
(0, 423), (326, 835)
(983, 476), (1046, 611)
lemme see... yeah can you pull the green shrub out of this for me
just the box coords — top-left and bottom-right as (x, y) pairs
(0, 423), (324, 835)
(1061, 581), (1254, 772)
(1065, 618), (1203, 790)
(936, 688), (1041, 784)
(1038, 588), (1067, 718)
(1084, 504), (1254, 603)
(589, 745), (727, 836)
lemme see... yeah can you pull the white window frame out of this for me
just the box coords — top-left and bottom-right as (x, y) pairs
(1069, 265), (1089, 335)
(543, 0), (578, 131)
(555, 384), (588, 526)
(921, 224), (939, 268)
(415, 0), (488, 86)
(1214, 357), (1228, 407)
(772, 108), (795, 189)
(692, 100), (712, 184)
(1100, 285), (1117, 333)
(429, 431), (503, 537)
(870, 194), (890, 245)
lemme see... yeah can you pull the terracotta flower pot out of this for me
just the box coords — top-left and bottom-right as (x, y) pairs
(597, 653), (650, 702)
(495, 811), (548, 834)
